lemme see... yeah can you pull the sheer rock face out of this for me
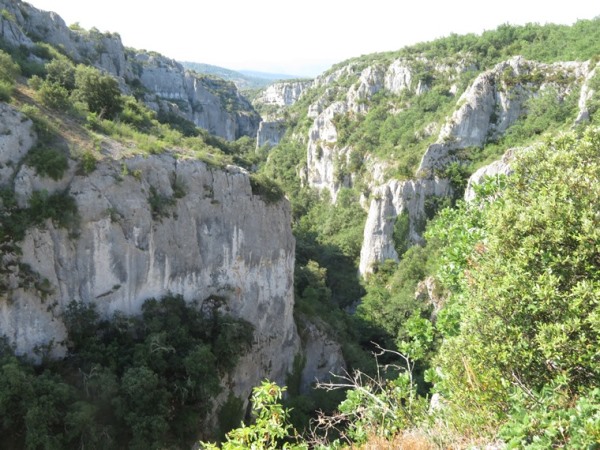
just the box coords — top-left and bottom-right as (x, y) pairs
(256, 121), (287, 148)
(297, 317), (346, 393)
(0, 105), (299, 400)
(138, 54), (260, 140)
(0, 0), (260, 140)
(0, 104), (35, 187)
(358, 178), (452, 275)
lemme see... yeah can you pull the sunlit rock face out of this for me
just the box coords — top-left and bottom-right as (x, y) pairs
(0, 0), (261, 141)
(0, 103), (299, 402)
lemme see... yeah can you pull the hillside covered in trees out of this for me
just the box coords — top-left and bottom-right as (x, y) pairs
(0, 2), (599, 448)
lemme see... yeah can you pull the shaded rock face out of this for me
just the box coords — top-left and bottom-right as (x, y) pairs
(256, 121), (287, 148)
(297, 318), (346, 394)
(0, 0), (260, 141)
(0, 105), (299, 401)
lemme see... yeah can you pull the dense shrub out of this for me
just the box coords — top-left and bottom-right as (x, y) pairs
(0, 295), (253, 449)
(430, 129), (600, 443)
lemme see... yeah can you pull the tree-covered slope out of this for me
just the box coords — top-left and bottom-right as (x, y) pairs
(240, 18), (600, 449)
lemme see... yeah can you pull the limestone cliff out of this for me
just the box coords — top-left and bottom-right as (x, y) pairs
(254, 80), (312, 108)
(304, 58), (466, 201)
(358, 178), (452, 275)
(0, 104), (297, 403)
(419, 57), (592, 172)
(252, 80), (313, 148)
(463, 148), (516, 202)
(0, 0), (260, 140)
(256, 120), (287, 148)
(295, 54), (597, 274)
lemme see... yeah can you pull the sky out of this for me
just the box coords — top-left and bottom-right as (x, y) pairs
(26, 0), (599, 77)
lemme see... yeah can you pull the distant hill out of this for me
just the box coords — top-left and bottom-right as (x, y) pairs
(180, 62), (299, 90)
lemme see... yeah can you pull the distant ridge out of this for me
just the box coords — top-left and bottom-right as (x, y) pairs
(180, 62), (300, 90)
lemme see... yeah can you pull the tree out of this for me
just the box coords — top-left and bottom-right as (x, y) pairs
(199, 381), (307, 450)
(432, 129), (600, 444)
(74, 65), (123, 118)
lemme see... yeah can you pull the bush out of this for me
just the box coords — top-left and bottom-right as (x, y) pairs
(73, 65), (123, 118)
(26, 147), (69, 180)
(249, 173), (285, 204)
(37, 81), (71, 110)
(28, 189), (79, 231)
(200, 381), (308, 450)
(432, 129), (600, 440)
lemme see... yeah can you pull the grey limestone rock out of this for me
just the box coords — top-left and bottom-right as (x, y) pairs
(0, 103), (300, 401)
(256, 121), (287, 148)
(0, 0), (259, 141)
(358, 178), (452, 275)
(254, 80), (312, 107)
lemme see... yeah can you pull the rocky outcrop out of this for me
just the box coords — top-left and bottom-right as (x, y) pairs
(0, 105), (298, 403)
(296, 316), (346, 393)
(576, 62), (599, 123)
(254, 80), (312, 107)
(464, 148), (516, 202)
(358, 178), (452, 275)
(256, 120), (287, 148)
(304, 58), (464, 200)
(0, 103), (35, 187)
(300, 55), (595, 276)
(418, 57), (590, 172)
(0, 0), (260, 140)
(138, 53), (260, 140)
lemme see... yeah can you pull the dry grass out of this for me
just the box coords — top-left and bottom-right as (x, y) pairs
(349, 431), (435, 450)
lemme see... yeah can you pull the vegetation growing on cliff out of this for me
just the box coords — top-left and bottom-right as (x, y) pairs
(1, 10), (600, 449)
(0, 295), (253, 449)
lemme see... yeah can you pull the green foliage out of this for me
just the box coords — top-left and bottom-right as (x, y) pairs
(0, 187), (79, 243)
(45, 58), (76, 91)
(156, 108), (199, 137)
(19, 103), (60, 145)
(0, 48), (20, 100)
(148, 185), (176, 220)
(333, 85), (458, 179)
(37, 80), (72, 110)
(0, 295), (253, 449)
(79, 151), (97, 174)
(430, 129), (600, 442)
(29, 189), (79, 231)
(500, 385), (600, 449)
(119, 95), (156, 131)
(587, 71), (600, 124)
(25, 146), (69, 180)
(73, 65), (123, 118)
(310, 349), (428, 447)
(357, 244), (434, 350)
(0, 48), (20, 83)
(200, 381), (308, 450)
(218, 394), (245, 440)
(0, 188), (30, 244)
(249, 173), (285, 204)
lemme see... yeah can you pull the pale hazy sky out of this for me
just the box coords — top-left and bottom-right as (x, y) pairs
(26, 0), (599, 76)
